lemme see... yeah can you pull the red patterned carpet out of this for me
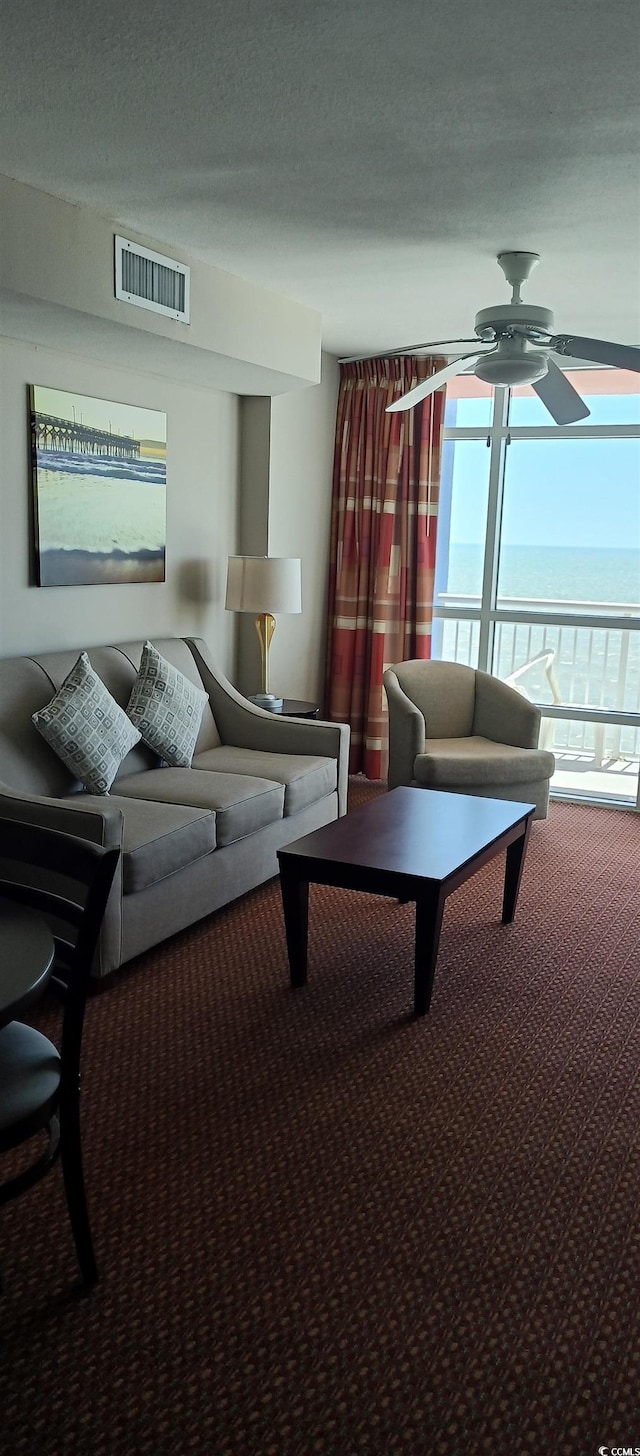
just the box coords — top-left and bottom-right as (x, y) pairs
(1, 781), (639, 1455)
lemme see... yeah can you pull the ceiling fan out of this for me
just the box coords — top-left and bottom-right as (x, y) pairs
(345, 252), (640, 424)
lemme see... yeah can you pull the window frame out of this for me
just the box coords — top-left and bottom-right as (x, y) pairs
(433, 379), (640, 811)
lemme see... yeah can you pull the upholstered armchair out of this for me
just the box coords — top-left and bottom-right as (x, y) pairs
(383, 660), (556, 819)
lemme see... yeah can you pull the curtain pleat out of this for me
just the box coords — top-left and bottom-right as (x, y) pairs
(325, 356), (445, 779)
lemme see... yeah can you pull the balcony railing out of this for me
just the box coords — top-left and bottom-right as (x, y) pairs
(433, 595), (640, 799)
(436, 591), (640, 621)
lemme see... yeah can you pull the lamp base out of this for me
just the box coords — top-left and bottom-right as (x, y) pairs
(249, 692), (284, 711)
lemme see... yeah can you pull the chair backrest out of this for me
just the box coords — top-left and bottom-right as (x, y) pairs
(0, 819), (119, 1079)
(392, 660), (477, 739)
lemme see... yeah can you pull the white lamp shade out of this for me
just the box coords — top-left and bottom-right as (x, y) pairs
(225, 556), (302, 615)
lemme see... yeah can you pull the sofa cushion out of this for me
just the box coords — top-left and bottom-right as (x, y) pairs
(126, 641), (208, 767)
(191, 746), (337, 815)
(114, 767), (285, 847)
(113, 640), (222, 756)
(413, 737), (556, 788)
(32, 653), (141, 795)
(70, 792), (217, 893)
(28, 644), (158, 781)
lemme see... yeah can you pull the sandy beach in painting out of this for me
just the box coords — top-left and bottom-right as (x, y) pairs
(37, 466), (165, 554)
(34, 456), (166, 586)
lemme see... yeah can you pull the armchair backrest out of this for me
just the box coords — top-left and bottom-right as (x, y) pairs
(393, 660), (476, 739)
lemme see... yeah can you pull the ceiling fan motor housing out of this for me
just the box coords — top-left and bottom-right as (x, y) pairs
(473, 302), (556, 384)
(474, 303), (555, 337)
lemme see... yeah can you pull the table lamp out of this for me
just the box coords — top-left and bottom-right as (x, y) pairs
(225, 555), (302, 709)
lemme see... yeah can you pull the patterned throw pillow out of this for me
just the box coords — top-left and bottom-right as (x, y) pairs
(32, 652), (141, 795)
(126, 641), (208, 768)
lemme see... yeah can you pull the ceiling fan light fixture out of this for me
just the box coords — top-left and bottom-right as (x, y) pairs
(474, 348), (549, 387)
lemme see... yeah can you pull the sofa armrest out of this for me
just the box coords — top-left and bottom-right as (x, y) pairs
(0, 784), (124, 976)
(473, 671), (542, 750)
(383, 669), (426, 789)
(185, 639), (351, 815)
(0, 783), (124, 848)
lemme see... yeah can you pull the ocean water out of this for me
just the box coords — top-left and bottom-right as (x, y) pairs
(435, 543), (640, 724)
(445, 543), (639, 608)
(35, 447), (166, 487)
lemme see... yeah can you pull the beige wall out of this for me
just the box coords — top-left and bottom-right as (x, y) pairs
(268, 354), (339, 708)
(0, 175), (321, 395)
(0, 336), (239, 668)
(233, 397), (272, 697)
(0, 179), (339, 697)
(222, 361), (339, 706)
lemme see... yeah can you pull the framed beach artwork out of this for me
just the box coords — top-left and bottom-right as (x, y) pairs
(29, 385), (167, 586)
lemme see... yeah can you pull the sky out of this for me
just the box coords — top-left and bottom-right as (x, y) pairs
(447, 437), (640, 551)
(32, 385), (166, 444)
(445, 392), (640, 552)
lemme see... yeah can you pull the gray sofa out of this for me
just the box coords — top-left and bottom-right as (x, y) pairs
(0, 637), (349, 978)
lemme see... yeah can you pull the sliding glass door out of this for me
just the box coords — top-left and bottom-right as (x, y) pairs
(432, 370), (640, 808)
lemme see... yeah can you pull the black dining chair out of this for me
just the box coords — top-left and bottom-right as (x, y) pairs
(0, 818), (119, 1287)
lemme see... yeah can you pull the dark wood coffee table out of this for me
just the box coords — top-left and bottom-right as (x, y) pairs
(277, 787), (534, 1016)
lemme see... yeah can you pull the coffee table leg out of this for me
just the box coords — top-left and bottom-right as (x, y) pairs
(414, 886), (447, 1016)
(502, 820), (532, 923)
(279, 862), (309, 987)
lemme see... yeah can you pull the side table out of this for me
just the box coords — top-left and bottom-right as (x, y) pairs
(271, 699), (320, 719)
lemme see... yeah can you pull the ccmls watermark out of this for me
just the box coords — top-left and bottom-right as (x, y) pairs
(597, 1446), (640, 1455)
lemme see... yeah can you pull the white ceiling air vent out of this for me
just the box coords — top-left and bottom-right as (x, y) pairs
(114, 235), (190, 323)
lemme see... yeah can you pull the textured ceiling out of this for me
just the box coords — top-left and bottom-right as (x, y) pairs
(1, 0), (639, 356)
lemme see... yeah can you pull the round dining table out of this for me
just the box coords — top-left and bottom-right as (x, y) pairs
(0, 897), (55, 1028)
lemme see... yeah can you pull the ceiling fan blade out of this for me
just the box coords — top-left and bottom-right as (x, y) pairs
(551, 334), (640, 373)
(340, 338), (482, 364)
(385, 353), (483, 413)
(531, 359), (591, 424)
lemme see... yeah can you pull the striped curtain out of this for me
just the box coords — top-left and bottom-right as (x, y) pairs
(324, 356), (445, 780)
